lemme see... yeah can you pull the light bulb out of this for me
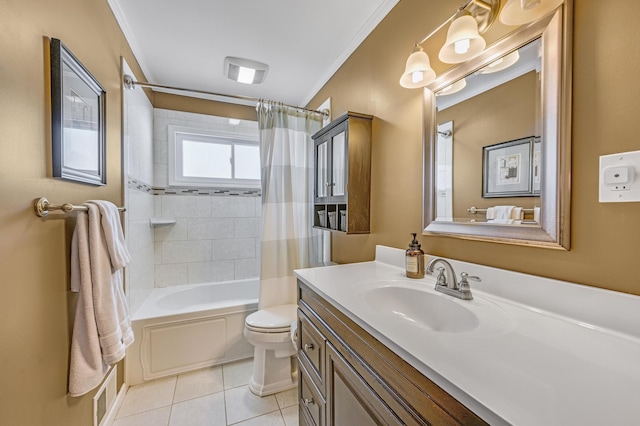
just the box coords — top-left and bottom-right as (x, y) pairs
(237, 66), (256, 84)
(411, 71), (424, 84)
(454, 39), (471, 54)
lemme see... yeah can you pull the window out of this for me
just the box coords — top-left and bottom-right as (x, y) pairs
(169, 125), (260, 187)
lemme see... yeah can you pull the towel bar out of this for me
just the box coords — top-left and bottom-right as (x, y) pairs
(34, 197), (126, 217)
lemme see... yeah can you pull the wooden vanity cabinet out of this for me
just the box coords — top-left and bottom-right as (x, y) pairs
(297, 280), (488, 426)
(312, 111), (372, 234)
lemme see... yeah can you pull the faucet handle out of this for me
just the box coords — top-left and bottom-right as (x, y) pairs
(458, 272), (480, 300)
(460, 272), (481, 283)
(435, 267), (448, 286)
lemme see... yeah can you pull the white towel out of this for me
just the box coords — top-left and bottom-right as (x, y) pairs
(493, 205), (515, 219)
(485, 207), (496, 220)
(512, 207), (524, 220)
(69, 201), (133, 397)
(90, 200), (132, 270)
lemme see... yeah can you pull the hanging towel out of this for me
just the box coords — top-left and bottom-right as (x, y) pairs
(512, 207), (524, 220)
(487, 205), (524, 223)
(493, 205), (515, 219)
(69, 201), (133, 397)
(90, 200), (132, 270)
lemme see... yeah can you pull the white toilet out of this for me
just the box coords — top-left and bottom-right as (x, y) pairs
(243, 303), (298, 396)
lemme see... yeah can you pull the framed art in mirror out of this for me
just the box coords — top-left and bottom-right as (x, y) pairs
(483, 136), (534, 198)
(50, 38), (106, 186)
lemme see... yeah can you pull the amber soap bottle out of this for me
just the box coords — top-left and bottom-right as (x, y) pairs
(405, 233), (425, 279)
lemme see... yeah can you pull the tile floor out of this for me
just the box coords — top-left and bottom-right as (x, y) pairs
(113, 358), (298, 426)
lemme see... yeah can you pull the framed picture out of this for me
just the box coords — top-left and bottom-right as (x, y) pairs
(50, 38), (106, 185)
(532, 137), (541, 195)
(483, 137), (534, 198)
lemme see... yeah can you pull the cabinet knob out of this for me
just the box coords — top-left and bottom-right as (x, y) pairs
(303, 397), (315, 406)
(304, 343), (315, 351)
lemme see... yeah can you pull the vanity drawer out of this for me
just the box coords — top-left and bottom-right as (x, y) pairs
(299, 361), (325, 426)
(298, 309), (326, 392)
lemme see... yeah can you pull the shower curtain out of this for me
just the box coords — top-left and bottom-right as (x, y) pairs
(256, 101), (324, 309)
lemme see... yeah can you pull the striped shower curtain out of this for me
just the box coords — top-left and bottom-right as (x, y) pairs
(256, 102), (324, 309)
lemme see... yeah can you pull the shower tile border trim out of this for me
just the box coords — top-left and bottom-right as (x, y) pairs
(128, 177), (261, 197)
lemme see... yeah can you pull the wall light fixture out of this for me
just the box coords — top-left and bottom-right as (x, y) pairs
(399, 0), (562, 89)
(500, 0), (564, 26)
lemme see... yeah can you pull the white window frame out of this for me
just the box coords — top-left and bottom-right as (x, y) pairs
(168, 125), (260, 188)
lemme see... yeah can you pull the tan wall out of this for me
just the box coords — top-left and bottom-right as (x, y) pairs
(308, 0), (640, 296)
(153, 92), (257, 120)
(0, 0), (145, 424)
(437, 72), (538, 219)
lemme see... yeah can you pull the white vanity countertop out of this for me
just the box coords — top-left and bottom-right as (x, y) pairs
(294, 246), (640, 426)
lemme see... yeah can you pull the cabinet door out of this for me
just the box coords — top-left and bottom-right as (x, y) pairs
(316, 138), (329, 199)
(325, 343), (402, 426)
(331, 130), (347, 198)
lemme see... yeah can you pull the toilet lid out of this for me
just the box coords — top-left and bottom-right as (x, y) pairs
(245, 304), (298, 332)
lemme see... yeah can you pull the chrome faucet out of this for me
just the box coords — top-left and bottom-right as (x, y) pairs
(425, 258), (479, 300)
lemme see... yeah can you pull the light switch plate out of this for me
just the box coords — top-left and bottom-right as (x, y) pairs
(599, 150), (640, 202)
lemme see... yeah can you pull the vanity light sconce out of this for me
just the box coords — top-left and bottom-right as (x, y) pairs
(399, 0), (564, 89)
(500, 0), (564, 26)
(399, 0), (499, 89)
(399, 45), (437, 88)
(438, 11), (486, 64)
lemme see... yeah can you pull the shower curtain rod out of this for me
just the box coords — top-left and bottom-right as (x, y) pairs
(122, 74), (329, 118)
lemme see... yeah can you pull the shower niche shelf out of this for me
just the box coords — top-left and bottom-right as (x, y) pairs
(149, 218), (176, 227)
(312, 111), (372, 234)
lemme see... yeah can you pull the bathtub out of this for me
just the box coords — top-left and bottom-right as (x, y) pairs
(126, 279), (259, 386)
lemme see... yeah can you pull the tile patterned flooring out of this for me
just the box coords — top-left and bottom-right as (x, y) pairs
(113, 358), (298, 426)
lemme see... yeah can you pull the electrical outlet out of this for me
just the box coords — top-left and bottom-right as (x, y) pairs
(599, 150), (640, 202)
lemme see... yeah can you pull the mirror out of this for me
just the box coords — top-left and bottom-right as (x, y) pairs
(422, 2), (572, 249)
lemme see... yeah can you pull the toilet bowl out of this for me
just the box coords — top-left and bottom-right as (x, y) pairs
(243, 303), (298, 396)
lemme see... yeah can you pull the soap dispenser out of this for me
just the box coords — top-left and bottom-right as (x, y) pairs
(406, 233), (425, 279)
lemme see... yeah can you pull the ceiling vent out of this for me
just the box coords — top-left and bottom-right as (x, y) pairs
(223, 57), (269, 85)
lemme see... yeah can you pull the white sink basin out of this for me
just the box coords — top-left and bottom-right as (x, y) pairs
(364, 285), (479, 333)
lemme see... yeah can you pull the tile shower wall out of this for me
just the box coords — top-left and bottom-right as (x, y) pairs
(153, 195), (261, 286)
(152, 109), (261, 287)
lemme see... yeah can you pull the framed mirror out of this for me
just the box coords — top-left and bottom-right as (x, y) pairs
(422, 1), (572, 249)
